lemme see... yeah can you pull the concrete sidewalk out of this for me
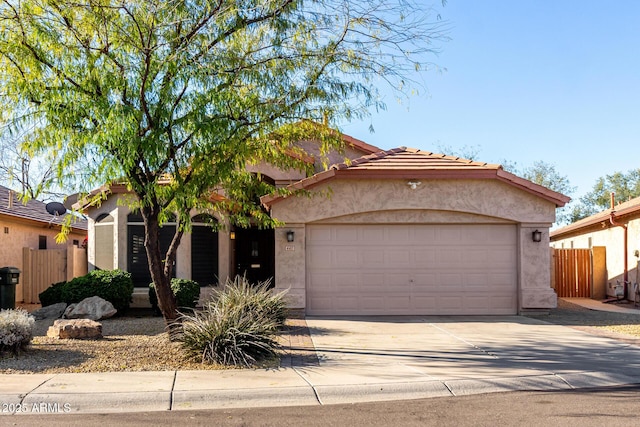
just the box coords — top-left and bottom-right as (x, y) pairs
(2, 311), (640, 415)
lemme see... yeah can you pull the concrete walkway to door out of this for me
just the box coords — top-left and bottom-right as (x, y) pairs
(300, 315), (640, 404)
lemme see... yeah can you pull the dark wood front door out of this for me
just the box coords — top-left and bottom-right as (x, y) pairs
(234, 227), (275, 287)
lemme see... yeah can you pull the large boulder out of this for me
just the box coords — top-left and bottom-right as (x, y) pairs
(63, 296), (117, 320)
(31, 302), (67, 320)
(47, 319), (103, 340)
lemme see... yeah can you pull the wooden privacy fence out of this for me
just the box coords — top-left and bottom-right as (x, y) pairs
(553, 248), (593, 298)
(21, 247), (88, 304)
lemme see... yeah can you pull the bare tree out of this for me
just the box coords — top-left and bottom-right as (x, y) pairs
(0, 122), (67, 200)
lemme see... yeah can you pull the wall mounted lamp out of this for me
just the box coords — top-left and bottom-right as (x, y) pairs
(532, 230), (542, 243)
(229, 231), (236, 240)
(286, 230), (295, 242)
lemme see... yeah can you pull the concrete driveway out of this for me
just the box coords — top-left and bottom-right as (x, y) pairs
(297, 315), (640, 403)
(3, 312), (640, 414)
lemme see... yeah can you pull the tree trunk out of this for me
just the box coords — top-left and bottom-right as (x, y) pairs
(142, 207), (180, 335)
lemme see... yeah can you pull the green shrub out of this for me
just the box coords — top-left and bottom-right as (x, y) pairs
(149, 278), (201, 311)
(178, 276), (289, 367)
(38, 281), (66, 307)
(38, 269), (134, 312)
(0, 308), (35, 355)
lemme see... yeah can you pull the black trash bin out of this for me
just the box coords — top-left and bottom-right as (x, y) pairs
(0, 266), (20, 310)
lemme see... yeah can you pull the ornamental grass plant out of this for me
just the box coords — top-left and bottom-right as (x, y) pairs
(178, 277), (288, 367)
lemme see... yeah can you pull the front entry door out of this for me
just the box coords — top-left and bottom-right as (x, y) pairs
(234, 227), (275, 287)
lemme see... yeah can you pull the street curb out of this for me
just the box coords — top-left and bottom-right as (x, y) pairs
(20, 391), (171, 414)
(444, 375), (571, 396)
(172, 386), (319, 410)
(312, 380), (452, 405)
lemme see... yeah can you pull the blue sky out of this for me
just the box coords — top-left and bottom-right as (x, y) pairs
(341, 1), (640, 203)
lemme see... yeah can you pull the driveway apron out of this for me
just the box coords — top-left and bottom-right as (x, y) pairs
(297, 316), (640, 401)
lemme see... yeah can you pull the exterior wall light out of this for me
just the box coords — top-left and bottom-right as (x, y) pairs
(286, 230), (295, 242)
(230, 231), (236, 240)
(532, 230), (542, 243)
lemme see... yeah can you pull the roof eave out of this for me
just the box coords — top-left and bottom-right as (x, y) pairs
(341, 134), (382, 154)
(0, 212), (87, 232)
(261, 169), (337, 207)
(263, 167), (571, 208)
(551, 203), (640, 240)
(495, 169), (571, 207)
(72, 183), (130, 211)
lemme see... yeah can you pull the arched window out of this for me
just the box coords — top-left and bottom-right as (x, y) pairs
(191, 214), (219, 286)
(94, 213), (114, 270)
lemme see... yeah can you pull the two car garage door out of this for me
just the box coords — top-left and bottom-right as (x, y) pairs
(306, 223), (518, 316)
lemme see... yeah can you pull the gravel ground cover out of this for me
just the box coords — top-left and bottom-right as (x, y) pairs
(0, 309), (285, 374)
(2, 299), (639, 374)
(526, 298), (640, 346)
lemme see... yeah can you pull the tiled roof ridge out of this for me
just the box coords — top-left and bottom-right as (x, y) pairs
(331, 147), (407, 170)
(412, 149), (499, 168)
(330, 146), (500, 170)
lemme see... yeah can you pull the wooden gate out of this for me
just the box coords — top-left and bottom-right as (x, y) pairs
(21, 247), (88, 304)
(553, 249), (593, 298)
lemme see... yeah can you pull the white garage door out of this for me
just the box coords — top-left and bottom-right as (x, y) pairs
(306, 224), (517, 315)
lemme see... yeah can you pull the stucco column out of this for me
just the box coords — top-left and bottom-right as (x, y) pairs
(176, 232), (190, 279)
(115, 202), (129, 270)
(519, 224), (557, 311)
(87, 215), (96, 271)
(218, 223), (231, 284)
(274, 224), (306, 309)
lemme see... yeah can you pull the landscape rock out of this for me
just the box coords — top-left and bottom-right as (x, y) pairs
(46, 319), (103, 340)
(31, 302), (67, 320)
(63, 296), (117, 320)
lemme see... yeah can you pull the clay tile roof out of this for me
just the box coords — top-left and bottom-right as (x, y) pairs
(262, 147), (570, 207)
(551, 195), (640, 239)
(331, 147), (501, 172)
(0, 185), (87, 231)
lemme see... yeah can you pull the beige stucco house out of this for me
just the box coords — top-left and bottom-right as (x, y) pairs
(80, 136), (380, 291)
(0, 185), (87, 303)
(81, 137), (569, 315)
(550, 195), (640, 299)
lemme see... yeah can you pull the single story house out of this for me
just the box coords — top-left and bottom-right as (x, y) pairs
(0, 185), (87, 303)
(550, 195), (640, 299)
(80, 137), (569, 315)
(78, 135), (380, 290)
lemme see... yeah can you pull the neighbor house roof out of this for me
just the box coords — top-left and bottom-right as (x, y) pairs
(342, 133), (381, 155)
(262, 147), (571, 207)
(0, 185), (87, 231)
(72, 182), (133, 211)
(551, 195), (640, 240)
